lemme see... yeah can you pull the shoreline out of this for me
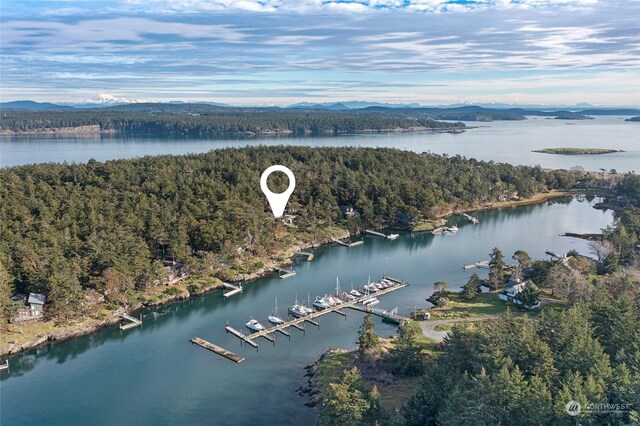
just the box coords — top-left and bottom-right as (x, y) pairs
(0, 190), (574, 358)
(0, 126), (466, 137)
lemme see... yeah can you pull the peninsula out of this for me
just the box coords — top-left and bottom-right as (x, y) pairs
(534, 147), (623, 155)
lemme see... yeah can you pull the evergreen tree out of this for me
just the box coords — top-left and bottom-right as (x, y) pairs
(460, 273), (480, 300)
(319, 367), (370, 426)
(387, 326), (425, 377)
(0, 260), (15, 327)
(489, 247), (505, 289)
(357, 314), (379, 357)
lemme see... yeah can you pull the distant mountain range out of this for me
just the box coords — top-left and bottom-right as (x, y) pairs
(2, 100), (639, 117)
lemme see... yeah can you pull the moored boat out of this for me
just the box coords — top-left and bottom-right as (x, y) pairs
(245, 319), (265, 332)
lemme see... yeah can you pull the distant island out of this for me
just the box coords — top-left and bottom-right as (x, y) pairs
(625, 116), (640, 122)
(553, 112), (593, 120)
(534, 147), (623, 155)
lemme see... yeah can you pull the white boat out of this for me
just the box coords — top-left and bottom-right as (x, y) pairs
(350, 289), (363, 297)
(381, 278), (394, 286)
(364, 283), (377, 292)
(444, 226), (459, 234)
(387, 233), (399, 240)
(245, 319), (265, 332)
(373, 281), (386, 290)
(269, 298), (285, 324)
(289, 303), (307, 317)
(362, 296), (379, 306)
(313, 296), (330, 310)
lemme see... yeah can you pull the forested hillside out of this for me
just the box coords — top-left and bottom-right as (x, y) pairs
(0, 147), (566, 322)
(0, 108), (463, 135)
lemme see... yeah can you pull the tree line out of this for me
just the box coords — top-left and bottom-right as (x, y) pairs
(0, 147), (564, 322)
(0, 109), (464, 135)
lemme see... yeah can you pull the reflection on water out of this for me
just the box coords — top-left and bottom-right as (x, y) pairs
(0, 197), (613, 425)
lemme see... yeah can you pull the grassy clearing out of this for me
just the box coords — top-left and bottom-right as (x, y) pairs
(428, 292), (510, 320)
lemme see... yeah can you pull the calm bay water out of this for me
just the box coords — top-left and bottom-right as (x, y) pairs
(1, 196), (613, 425)
(1, 116), (638, 172)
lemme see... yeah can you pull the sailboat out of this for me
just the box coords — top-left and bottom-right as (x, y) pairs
(268, 298), (285, 324)
(289, 294), (307, 317)
(349, 281), (362, 298)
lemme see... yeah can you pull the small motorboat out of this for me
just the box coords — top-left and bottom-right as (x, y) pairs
(387, 233), (399, 240)
(245, 319), (265, 332)
(350, 289), (363, 297)
(444, 226), (459, 234)
(364, 283), (378, 292)
(313, 296), (330, 310)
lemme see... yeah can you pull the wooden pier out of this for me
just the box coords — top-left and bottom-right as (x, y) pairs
(365, 229), (387, 238)
(221, 282), (243, 298)
(296, 251), (315, 261)
(190, 337), (245, 363)
(462, 213), (479, 224)
(275, 267), (296, 279)
(226, 282), (408, 347)
(332, 238), (364, 248)
(119, 313), (142, 330)
(348, 305), (409, 324)
(462, 260), (489, 270)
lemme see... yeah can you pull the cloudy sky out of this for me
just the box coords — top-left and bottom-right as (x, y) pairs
(1, 0), (639, 106)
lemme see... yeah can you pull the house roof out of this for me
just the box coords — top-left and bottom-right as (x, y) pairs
(28, 293), (46, 305)
(511, 281), (537, 293)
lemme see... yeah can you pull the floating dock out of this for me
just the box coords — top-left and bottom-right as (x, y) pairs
(190, 337), (245, 363)
(462, 260), (490, 270)
(332, 238), (364, 248)
(275, 267), (296, 279)
(221, 282), (243, 298)
(365, 229), (387, 238)
(462, 213), (479, 224)
(296, 251), (315, 261)
(119, 313), (142, 330)
(224, 282), (408, 349)
(348, 305), (409, 324)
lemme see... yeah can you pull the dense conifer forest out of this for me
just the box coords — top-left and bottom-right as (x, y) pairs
(0, 147), (568, 321)
(0, 108), (464, 135)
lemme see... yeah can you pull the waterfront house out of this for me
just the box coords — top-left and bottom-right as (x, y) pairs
(27, 293), (46, 316)
(498, 281), (534, 301)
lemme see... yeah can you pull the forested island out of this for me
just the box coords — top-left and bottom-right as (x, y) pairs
(0, 147), (579, 354)
(534, 148), (623, 155)
(625, 116), (640, 122)
(311, 174), (640, 425)
(0, 108), (464, 136)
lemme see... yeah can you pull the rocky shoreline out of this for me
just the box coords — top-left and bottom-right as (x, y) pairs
(1, 191), (571, 358)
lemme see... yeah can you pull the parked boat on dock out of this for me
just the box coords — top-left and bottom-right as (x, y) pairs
(245, 319), (265, 332)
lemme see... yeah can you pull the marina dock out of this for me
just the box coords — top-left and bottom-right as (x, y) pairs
(296, 251), (315, 261)
(221, 282), (243, 298)
(119, 313), (142, 330)
(275, 267), (296, 279)
(190, 337), (245, 363)
(348, 305), (409, 324)
(332, 238), (364, 248)
(225, 281), (408, 348)
(462, 260), (489, 270)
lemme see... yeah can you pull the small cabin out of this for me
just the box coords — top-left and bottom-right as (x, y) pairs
(340, 206), (358, 218)
(282, 214), (297, 226)
(27, 293), (46, 316)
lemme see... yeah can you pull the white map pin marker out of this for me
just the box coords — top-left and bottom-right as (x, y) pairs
(260, 165), (296, 218)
